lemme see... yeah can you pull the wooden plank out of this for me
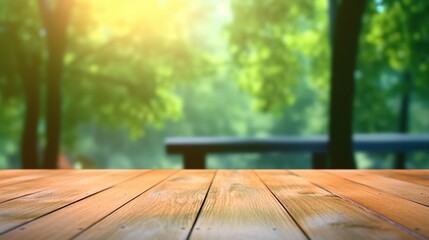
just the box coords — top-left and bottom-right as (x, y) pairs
(190, 170), (307, 240)
(257, 170), (416, 240)
(74, 170), (215, 240)
(345, 170), (429, 188)
(1, 170), (174, 240)
(292, 170), (429, 239)
(0, 170), (52, 176)
(0, 170), (48, 180)
(0, 170), (65, 188)
(363, 170), (429, 187)
(0, 170), (143, 234)
(0, 170), (110, 203)
(328, 170), (429, 207)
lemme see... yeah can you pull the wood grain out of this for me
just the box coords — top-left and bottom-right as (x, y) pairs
(0, 170), (49, 179)
(74, 170), (215, 240)
(0, 170), (426, 239)
(374, 170), (429, 187)
(257, 170), (416, 240)
(328, 170), (429, 207)
(0, 170), (64, 188)
(0, 170), (101, 203)
(190, 170), (306, 240)
(292, 170), (429, 239)
(0, 170), (174, 240)
(0, 170), (142, 234)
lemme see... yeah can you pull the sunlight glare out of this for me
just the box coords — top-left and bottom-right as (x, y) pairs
(85, 0), (195, 40)
(216, 2), (231, 20)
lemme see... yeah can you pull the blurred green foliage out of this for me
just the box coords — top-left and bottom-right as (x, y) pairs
(355, 0), (429, 133)
(227, 0), (330, 113)
(0, 0), (428, 169)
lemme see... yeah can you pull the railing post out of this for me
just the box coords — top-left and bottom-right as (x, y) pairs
(394, 153), (406, 169)
(183, 152), (206, 169)
(312, 153), (327, 169)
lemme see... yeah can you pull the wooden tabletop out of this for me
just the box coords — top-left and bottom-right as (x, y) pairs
(0, 170), (427, 240)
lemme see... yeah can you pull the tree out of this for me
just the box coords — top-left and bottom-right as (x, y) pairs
(328, 0), (366, 169)
(355, 0), (429, 168)
(38, 0), (75, 168)
(227, 0), (330, 114)
(227, 0), (367, 168)
(0, 1), (45, 168)
(0, 0), (211, 168)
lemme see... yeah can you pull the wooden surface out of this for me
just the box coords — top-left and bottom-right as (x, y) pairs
(0, 170), (427, 240)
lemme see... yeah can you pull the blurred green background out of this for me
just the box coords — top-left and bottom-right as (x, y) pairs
(0, 0), (428, 169)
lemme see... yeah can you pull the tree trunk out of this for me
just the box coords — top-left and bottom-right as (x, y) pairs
(10, 25), (41, 169)
(328, 0), (366, 169)
(38, 0), (74, 168)
(328, 0), (337, 46)
(19, 54), (41, 169)
(395, 71), (412, 169)
(43, 52), (63, 169)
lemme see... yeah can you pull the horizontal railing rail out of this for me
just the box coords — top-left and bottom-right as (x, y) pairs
(165, 134), (429, 169)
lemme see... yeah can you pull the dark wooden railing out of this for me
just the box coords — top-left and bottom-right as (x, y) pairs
(165, 134), (429, 169)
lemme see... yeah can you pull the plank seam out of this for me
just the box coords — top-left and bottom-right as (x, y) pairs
(0, 190), (45, 205)
(0, 172), (101, 204)
(254, 170), (311, 240)
(0, 185), (115, 236)
(186, 170), (217, 240)
(0, 171), (65, 188)
(0, 171), (149, 236)
(68, 170), (178, 240)
(292, 171), (427, 240)
(329, 171), (429, 208)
